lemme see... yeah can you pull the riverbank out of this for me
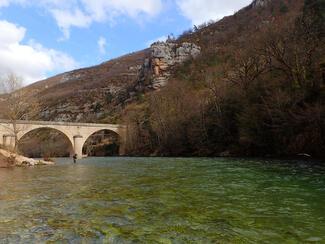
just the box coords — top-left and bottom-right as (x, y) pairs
(0, 153), (11, 168)
(0, 149), (54, 168)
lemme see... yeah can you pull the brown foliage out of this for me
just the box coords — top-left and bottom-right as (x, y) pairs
(123, 0), (325, 158)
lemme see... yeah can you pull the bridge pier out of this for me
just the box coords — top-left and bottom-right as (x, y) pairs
(3, 135), (16, 150)
(73, 135), (84, 159)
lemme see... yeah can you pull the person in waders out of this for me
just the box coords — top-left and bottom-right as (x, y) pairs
(73, 154), (77, 163)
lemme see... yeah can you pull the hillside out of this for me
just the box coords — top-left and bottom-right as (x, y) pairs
(121, 0), (325, 158)
(3, 0), (303, 124)
(25, 49), (151, 123)
(1, 0), (324, 158)
(20, 0), (303, 123)
(20, 41), (201, 123)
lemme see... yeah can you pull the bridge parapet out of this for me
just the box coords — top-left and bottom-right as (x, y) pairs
(0, 119), (126, 129)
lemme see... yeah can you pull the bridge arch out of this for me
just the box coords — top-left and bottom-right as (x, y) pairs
(16, 125), (74, 148)
(82, 129), (120, 156)
(70, 127), (123, 157)
(17, 127), (74, 157)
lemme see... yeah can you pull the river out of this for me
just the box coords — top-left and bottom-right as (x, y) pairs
(0, 157), (324, 243)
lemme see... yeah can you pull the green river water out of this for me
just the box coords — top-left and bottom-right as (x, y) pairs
(0, 157), (324, 243)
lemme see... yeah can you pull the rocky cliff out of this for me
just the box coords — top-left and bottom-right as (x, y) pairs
(12, 41), (201, 123)
(252, 0), (271, 8)
(149, 42), (201, 89)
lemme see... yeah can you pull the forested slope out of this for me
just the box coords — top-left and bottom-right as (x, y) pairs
(123, 0), (325, 158)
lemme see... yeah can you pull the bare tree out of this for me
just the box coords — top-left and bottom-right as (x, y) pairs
(0, 73), (39, 152)
(226, 50), (268, 91)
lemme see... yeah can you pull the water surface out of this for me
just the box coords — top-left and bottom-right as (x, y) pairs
(0, 157), (324, 243)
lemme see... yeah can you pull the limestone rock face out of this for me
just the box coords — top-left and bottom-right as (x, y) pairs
(60, 72), (82, 83)
(149, 41), (201, 89)
(252, 0), (271, 8)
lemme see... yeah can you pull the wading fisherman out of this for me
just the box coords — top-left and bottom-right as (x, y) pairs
(73, 154), (77, 163)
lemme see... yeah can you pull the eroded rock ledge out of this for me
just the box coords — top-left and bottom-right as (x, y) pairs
(0, 149), (54, 168)
(252, 0), (271, 8)
(136, 41), (201, 91)
(150, 42), (201, 89)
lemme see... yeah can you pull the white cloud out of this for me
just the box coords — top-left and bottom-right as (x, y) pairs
(0, 0), (254, 41)
(176, 0), (252, 25)
(0, 0), (9, 7)
(0, 0), (163, 39)
(0, 0), (28, 8)
(0, 19), (25, 45)
(0, 20), (78, 85)
(51, 8), (92, 39)
(81, 0), (162, 21)
(146, 35), (167, 47)
(98, 36), (106, 55)
(57, 0), (163, 38)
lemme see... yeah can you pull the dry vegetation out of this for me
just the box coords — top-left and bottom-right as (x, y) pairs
(28, 49), (151, 122)
(123, 0), (325, 158)
(1, 0), (323, 159)
(0, 73), (39, 152)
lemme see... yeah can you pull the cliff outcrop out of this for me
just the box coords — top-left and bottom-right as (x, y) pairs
(252, 0), (271, 8)
(149, 42), (201, 89)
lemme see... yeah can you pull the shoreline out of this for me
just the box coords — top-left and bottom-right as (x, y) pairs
(0, 148), (54, 168)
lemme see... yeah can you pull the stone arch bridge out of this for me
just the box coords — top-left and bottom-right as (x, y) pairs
(0, 120), (126, 158)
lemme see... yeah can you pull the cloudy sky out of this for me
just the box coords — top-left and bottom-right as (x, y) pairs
(0, 0), (252, 85)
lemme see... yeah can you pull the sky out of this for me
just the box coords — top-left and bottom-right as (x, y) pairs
(0, 0), (252, 85)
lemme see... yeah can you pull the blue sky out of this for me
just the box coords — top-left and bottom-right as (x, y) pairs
(0, 0), (251, 85)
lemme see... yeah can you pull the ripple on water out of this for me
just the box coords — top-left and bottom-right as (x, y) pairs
(0, 157), (324, 243)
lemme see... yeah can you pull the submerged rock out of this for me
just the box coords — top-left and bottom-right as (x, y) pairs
(219, 151), (232, 157)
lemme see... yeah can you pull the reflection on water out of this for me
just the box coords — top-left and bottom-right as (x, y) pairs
(0, 157), (325, 243)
